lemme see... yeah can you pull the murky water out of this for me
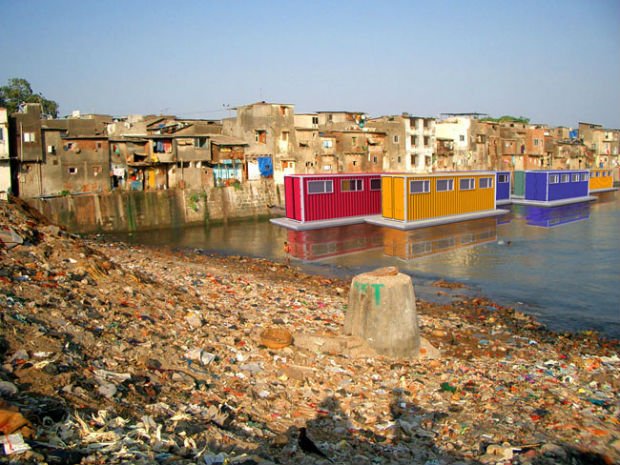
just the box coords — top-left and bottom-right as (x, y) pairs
(104, 191), (620, 340)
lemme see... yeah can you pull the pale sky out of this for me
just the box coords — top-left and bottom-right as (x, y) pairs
(1, 0), (619, 128)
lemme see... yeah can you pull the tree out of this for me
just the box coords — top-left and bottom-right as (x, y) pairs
(0, 78), (59, 117)
(480, 115), (530, 124)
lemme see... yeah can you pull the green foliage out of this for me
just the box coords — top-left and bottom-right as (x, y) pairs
(480, 115), (530, 124)
(0, 78), (59, 117)
(187, 191), (206, 212)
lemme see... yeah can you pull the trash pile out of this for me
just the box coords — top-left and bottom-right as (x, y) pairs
(1, 198), (619, 465)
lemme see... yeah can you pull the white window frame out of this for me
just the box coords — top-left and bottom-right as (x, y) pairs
(498, 174), (509, 183)
(460, 178), (475, 190)
(341, 179), (363, 192)
(23, 132), (36, 143)
(410, 179), (430, 194)
(322, 140), (333, 149)
(68, 167), (78, 175)
(549, 174), (559, 184)
(580, 173), (588, 181)
(393, 135), (400, 143)
(479, 177), (493, 189)
(561, 174), (570, 183)
(571, 173), (579, 182)
(307, 180), (333, 194)
(436, 179), (454, 192)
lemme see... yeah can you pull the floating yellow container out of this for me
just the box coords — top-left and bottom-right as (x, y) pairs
(382, 172), (496, 222)
(589, 169), (614, 192)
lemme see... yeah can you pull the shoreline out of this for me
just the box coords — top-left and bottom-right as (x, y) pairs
(1, 199), (619, 464)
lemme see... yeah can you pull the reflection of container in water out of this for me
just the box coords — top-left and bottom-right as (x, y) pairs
(286, 224), (383, 261)
(382, 217), (498, 260)
(521, 203), (591, 228)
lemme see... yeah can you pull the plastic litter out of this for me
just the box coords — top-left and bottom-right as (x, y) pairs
(0, 199), (618, 465)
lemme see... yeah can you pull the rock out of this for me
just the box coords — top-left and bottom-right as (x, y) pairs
(185, 311), (203, 328)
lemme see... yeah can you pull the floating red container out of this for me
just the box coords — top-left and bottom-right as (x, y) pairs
(284, 173), (382, 222)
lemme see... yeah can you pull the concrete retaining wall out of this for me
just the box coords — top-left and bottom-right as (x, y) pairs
(29, 180), (282, 234)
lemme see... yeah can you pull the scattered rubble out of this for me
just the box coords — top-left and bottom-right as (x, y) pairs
(0, 198), (619, 464)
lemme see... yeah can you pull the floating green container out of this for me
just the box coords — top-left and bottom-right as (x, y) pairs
(513, 171), (525, 197)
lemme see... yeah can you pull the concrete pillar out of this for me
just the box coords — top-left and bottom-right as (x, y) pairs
(344, 266), (420, 358)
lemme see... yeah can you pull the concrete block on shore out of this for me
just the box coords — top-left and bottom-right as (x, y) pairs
(345, 266), (420, 358)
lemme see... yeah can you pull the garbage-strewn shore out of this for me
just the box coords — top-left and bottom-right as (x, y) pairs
(1, 199), (619, 465)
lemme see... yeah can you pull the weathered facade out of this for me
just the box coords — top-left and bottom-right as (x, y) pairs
(579, 122), (620, 174)
(294, 114), (321, 174)
(524, 124), (547, 170)
(320, 129), (386, 173)
(499, 120), (528, 171)
(107, 115), (247, 191)
(11, 105), (113, 198)
(469, 119), (501, 171)
(435, 138), (455, 170)
(0, 108), (10, 199)
(435, 116), (475, 170)
(223, 101), (296, 184)
(317, 111), (367, 131)
(367, 114), (435, 173)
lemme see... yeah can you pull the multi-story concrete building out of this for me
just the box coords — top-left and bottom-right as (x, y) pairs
(319, 129), (386, 173)
(435, 115), (475, 170)
(469, 119), (501, 171)
(0, 108), (10, 199)
(318, 133), (337, 172)
(223, 101), (296, 184)
(579, 122), (620, 174)
(294, 113), (321, 174)
(435, 137), (455, 170)
(316, 111), (368, 131)
(11, 104), (113, 198)
(524, 124), (547, 170)
(499, 120), (528, 171)
(367, 114), (435, 172)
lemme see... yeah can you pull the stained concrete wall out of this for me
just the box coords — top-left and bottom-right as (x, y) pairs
(28, 179), (281, 234)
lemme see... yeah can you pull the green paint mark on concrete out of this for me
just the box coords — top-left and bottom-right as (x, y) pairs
(354, 282), (385, 306)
